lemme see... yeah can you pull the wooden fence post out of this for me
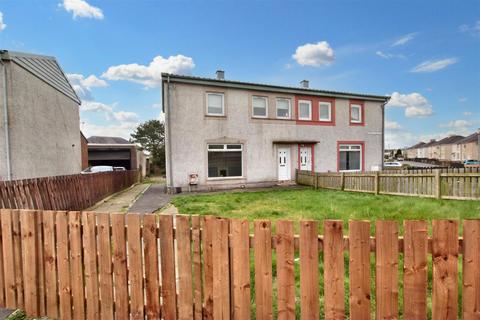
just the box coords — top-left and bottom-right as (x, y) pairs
(435, 170), (442, 199)
(374, 172), (380, 195)
(340, 173), (345, 191)
(314, 173), (318, 189)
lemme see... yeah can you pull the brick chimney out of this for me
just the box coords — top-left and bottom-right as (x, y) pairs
(300, 80), (309, 88)
(216, 70), (225, 80)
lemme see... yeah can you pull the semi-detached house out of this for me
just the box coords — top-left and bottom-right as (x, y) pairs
(162, 71), (390, 192)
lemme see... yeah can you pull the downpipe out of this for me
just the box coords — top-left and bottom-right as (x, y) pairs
(0, 59), (11, 180)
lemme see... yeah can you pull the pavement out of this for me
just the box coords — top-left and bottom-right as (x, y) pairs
(128, 183), (173, 214)
(88, 183), (149, 213)
(398, 160), (439, 168)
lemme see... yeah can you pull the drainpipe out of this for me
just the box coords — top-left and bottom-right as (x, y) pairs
(381, 98), (389, 171)
(165, 75), (174, 192)
(0, 58), (11, 180)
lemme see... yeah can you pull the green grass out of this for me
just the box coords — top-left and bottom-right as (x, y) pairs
(172, 187), (479, 233)
(173, 187), (479, 318)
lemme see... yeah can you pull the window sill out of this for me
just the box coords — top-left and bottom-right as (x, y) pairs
(205, 114), (227, 118)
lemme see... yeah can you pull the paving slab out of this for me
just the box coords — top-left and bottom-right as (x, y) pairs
(128, 184), (172, 214)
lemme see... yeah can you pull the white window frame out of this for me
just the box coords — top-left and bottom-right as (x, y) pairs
(252, 96), (268, 118)
(276, 98), (291, 119)
(206, 92), (225, 116)
(339, 144), (362, 172)
(298, 100), (312, 120)
(350, 104), (362, 123)
(207, 143), (244, 179)
(319, 102), (332, 122)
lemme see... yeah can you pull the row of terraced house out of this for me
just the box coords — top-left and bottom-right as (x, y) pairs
(404, 130), (480, 162)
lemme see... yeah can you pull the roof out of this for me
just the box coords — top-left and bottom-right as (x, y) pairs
(162, 73), (390, 102)
(87, 136), (131, 144)
(0, 50), (81, 104)
(433, 135), (465, 146)
(407, 141), (426, 150)
(457, 132), (479, 144)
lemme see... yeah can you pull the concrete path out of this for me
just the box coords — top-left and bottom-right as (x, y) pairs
(88, 183), (149, 213)
(128, 184), (173, 214)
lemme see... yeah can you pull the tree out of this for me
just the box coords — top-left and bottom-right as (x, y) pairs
(131, 120), (165, 173)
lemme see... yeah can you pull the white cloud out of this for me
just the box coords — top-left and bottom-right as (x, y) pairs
(292, 41), (335, 67)
(80, 122), (138, 140)
(459, 20), (480, 37)
(81, 101), (139, 123)
(387, 92), (433, 118)
(0, 12), (7, 31)
(62, 0), (104, 20)
(463, 111), (473, 116)
(385, 121), (402, 130)
(391, 33), (417, 46)
(102, 55), (195, 87)
(113, 111), (139, 123)
(386, 128), (474, 149)
(376, 51), (405, 59)
(410, 58), (458, 73)
(439, 119), (477, 129)
(67, 73), (108, 100)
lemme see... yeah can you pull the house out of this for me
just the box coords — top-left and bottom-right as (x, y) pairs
(0, 50), (82, 180)
(87, 136), (149, 175)
(434, 135), (464, 161)
(162, 71), (390, 192)
(457, 131), (479, 161)
(405, 142), (426, 159)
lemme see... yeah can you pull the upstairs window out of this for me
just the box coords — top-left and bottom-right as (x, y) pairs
(319, 102), (332, 121)
(298, 100), (312, 120)
(252, 96), (268, 118)
(276, 98), (291, 119)
(206, 93), (224, 116)
(350, 102), (364, 124)
(207, 144), (243, 178)
(339, 144), (362, 171)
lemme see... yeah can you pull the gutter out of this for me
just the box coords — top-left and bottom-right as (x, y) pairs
(0, 57), (11, 180)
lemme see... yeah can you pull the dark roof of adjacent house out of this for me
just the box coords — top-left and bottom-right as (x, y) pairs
(161, 73), (390, 102)
(87, 136), (131, 144)
(433, 135), (465, 146)
(0, 50), (81, 104)
(457, 132), (479, 144)
(407, 141), (426, 150)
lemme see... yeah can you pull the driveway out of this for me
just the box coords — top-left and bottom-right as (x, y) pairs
(128, 184), (173, 214)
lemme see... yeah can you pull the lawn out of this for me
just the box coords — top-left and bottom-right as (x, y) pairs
(172, 187), (479, 318)
(172, 187), (480, 233)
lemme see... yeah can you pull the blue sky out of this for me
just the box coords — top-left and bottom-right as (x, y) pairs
(1, 0), (479, 148)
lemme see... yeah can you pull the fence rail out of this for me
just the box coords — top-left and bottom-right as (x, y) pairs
(296, 169), (480, 200)
(0, 210), (478, 319)
(0, 171), (139, 211)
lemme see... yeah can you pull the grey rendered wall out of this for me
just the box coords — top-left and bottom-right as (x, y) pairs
(0, 67), (6, 179)
(166, 82), (384, 189)
(5, 62), (81, 180)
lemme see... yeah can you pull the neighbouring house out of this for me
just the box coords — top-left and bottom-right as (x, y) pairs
(405, 142), (426, 159)
(87, 136), (149, 175)
(162, 71), (389, 192)
(0, 50), (82, 180)
(434, 135), (465, 161)
(457, 131), (480, 161)
(81, 131), (89, 169)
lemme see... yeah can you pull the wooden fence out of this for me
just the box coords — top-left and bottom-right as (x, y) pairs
(0, 210), (479, 319)
(296, 169), (480, 200)
(0, 171), (139, 211)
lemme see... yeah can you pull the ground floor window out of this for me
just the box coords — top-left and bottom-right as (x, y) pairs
(207, 144), (243, 178)
(339, 144), (362, 171)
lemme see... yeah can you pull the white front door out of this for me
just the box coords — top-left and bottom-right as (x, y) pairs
(300, 146), (312, 171)
(278, 148), (291, 181)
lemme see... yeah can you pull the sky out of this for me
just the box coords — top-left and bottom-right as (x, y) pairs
(0, 0), (479, 148)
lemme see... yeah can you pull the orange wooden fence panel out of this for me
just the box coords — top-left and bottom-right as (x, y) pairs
(1, 211), (479, 319)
